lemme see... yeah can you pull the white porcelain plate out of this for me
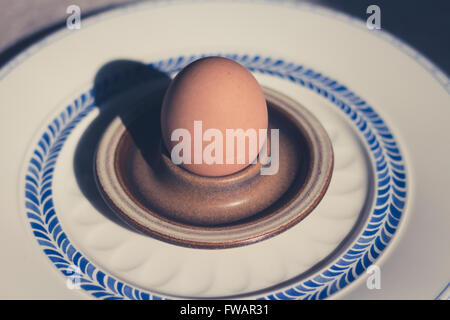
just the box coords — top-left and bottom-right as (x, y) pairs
(0, 0), (449, 299)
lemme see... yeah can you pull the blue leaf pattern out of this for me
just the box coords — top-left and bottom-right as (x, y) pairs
(24, 54), (406, 300)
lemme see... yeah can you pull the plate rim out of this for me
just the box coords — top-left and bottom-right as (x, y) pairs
(0, 0), (448, 91)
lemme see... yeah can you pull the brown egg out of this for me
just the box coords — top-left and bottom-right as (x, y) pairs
(161, 56), (268, 177)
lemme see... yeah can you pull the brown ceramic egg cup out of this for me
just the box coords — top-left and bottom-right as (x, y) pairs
(95, 87), (333, 248)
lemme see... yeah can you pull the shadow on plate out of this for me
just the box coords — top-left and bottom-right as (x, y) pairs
(73, 59), (171, 232)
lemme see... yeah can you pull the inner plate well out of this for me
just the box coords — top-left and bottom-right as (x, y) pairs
(51, 65), (372, 297)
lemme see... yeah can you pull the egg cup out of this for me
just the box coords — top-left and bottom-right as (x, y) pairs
(95, 87), (333, 248)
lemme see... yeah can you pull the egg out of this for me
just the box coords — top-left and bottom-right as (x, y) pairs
(161, 56), (268, 177)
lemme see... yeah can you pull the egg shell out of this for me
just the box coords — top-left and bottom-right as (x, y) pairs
(161, 56), (268, 177)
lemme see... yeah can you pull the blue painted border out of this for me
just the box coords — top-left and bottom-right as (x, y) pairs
(24, 53), (407, 299)
(435, 282), (450, 300)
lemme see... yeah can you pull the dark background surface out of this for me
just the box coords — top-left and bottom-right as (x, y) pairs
(0, 0), (449, 75)
(321, 0), (450, 75)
